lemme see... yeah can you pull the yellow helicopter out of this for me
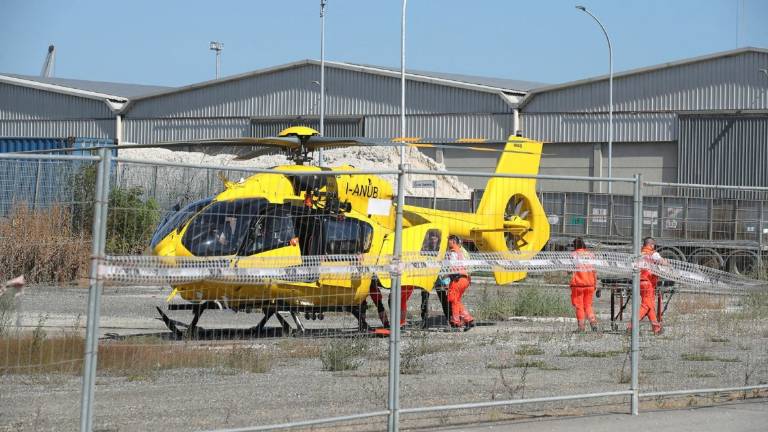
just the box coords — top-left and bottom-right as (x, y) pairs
(147, 126), (550, 336)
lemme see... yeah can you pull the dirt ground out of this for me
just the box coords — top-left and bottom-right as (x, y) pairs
(1, 278), (767, 432)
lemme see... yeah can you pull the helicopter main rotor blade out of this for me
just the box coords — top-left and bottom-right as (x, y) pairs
(12, 136), (552, 157)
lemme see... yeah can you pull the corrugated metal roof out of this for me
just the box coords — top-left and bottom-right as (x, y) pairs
(520, 47), (768, 109)
(126, 64), (512, 120)
(1, 73), (172, 98)
(131, 59), (539, 103)
(346, 62), (546, 92)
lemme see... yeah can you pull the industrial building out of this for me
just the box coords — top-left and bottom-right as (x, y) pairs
(1, 47), (767, 192)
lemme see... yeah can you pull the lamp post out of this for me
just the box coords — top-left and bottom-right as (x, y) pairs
(318, 0), (327, 166)
(576, 5), (613, 193)
(400, 0), (407, 166)
(209, 41), (223, 80)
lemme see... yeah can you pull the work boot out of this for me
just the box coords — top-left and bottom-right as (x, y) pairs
(652, 323), (663, 335)
(463, 320), (476, 331)
(577, 321), (586, 332)
(590, 320), (599, 332)
(378, 311), (390, 328)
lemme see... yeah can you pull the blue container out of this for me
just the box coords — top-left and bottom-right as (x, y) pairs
(0, 136), (115, 156)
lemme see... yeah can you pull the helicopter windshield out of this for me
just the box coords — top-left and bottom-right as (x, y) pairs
(182, 199), (266, 256)
(150, 197), (213, 249)
(241, 206), (296, 255)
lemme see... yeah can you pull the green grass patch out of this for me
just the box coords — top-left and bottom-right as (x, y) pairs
(513, 359), (561, 370)
(320, 338), (368, 372)
(515, 344), (545, 356)
(560, 349), (625, 358)
(474, 286), (571, 321)
(681, 353), (717, 362)
(688, 371), (718, 378)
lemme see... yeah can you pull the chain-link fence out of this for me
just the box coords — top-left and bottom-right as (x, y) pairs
(0, 153), (101, 431)
(1, 150), (766, 432)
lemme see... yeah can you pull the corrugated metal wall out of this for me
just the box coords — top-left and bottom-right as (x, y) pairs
(521, 50), (768, 144)
(250, 117), (364, 137)
(127, 64), (510, 119)
(524, 51), (768, 113)
(522, 112), (676, 142)
(365, 113), (512, 139)
(0, 82), (113, 120)
(0, 119), (114, 139)
(678, 115), (768, 186)
(123, 118), (249, 143)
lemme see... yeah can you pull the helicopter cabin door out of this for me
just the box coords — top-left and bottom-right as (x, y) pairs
(316, 215), (374, 305)
(375, 222), (445, 292)
(235, 205), (304, 298)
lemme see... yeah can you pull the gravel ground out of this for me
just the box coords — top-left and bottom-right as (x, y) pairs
(2, 280), (767, 432)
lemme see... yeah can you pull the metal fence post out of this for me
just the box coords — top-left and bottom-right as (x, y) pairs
(80, 148), (111, 432)
(630, 173), (642, 415)
(32, 159), (42, 210)
(387, 163), (407, 432)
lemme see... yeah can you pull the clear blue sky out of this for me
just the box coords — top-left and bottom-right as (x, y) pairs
(1, 0), (766, 87)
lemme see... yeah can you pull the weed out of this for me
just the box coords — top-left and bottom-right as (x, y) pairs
(474, 287), (515, 321)
(510, 286), (571, 318)
(400, 333), (445, 374)
(475, 285), (571, 320)
(560, 349), (625, 358)
(673, 294), (726, 315)
(105, 187), (161, 254)
(491, 361), (529, 401)
(277, 339), (322, 359)
(681, 353), (716, 362)
(320, 337), (368, 372)
(224, 346), (271, 373)
(486, 353), (514, 370)
(736, 292), (768, 319)
(515, 344), (544, 356)
(0, 294), (14, 337)
(513, 359), (560, 370)
(688, 371), (717, 378)
(0, 205), (91, 284)
(615, 351), (631, 384)
(642, 353), (662, 360)
(31, 314), (49, 351)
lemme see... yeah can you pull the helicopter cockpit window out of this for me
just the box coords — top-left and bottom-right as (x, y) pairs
(421, 229), (442, 256)
(323, 218), (373, 255)
(181, 199), (265, 256)
(241, 206), (296, 255)
(150, 197), (213, 249)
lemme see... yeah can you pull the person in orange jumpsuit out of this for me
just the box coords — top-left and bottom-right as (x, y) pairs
(368, 284), (390, 328)
(446, 235), (474, 330)
(630, 237), (665, 335)
(569, 237), (598, 332)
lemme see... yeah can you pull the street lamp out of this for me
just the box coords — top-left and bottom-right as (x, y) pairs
(576, 5), (613, 193)
(209, 41), (223, 80)
(318, 0), (327, 166)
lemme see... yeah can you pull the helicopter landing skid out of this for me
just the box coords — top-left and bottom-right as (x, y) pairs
(157, 305), (308, 339)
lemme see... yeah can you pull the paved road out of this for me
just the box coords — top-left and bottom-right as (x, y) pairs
(443, 400), (768, 432)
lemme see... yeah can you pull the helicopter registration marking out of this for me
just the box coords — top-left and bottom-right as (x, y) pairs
(345, 182), (380, 198)
(367, 198), (392, 216)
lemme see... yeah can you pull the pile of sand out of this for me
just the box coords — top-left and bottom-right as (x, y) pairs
(119, 145), (473, 199)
